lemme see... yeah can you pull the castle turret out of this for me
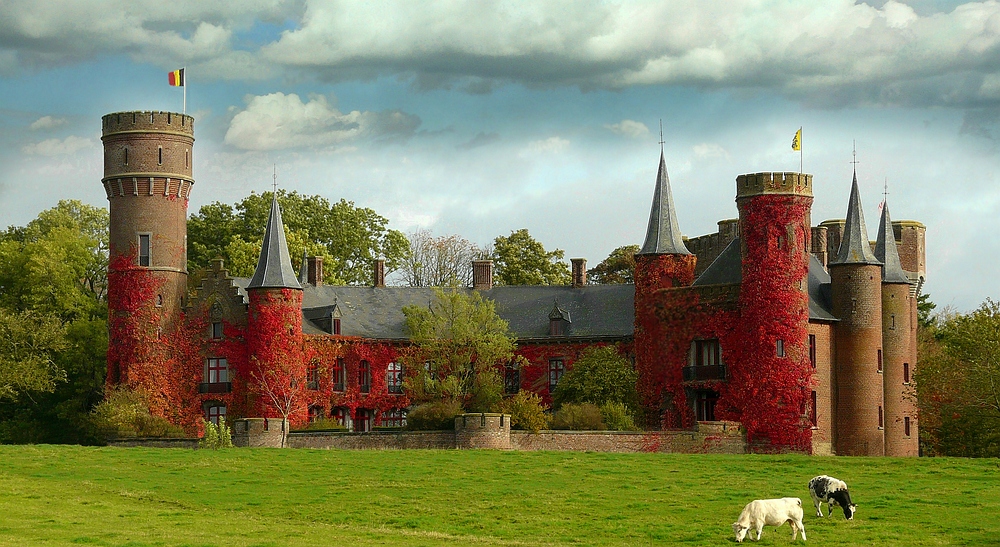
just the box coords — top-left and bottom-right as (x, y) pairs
(733, 172), (814, 450)
(875, 203), (918, 456)
(634, 150), (697, 293)
(102, 111), (194, 387)
(829, 171), (884, 456)
(246, 194), (306, 424)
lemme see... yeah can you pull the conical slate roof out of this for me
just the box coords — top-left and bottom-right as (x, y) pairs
(831, 171), (881, 266)
(638, 150), (691, 255)
(247, 194), (303, 290)
(875, 202), (910, 284)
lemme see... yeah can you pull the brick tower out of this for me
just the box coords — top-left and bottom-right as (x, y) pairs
(102, 111), (194, 383)
(829, 171), (884, 456)
(876, 203), (919, 456)
(734, 172), (814, 450)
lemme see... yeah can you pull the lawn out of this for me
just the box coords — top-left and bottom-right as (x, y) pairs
(0, 445), (996, 546)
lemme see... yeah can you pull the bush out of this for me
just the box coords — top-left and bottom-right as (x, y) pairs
(405, 400), (463, 431)
(199, 418), (233, 449)
(599, 401), (639, 431)
(90, 387), (185, 440)
(498, 391), (548, 432)
(549, 403), (606, 430)
(551, 345), (639, 412)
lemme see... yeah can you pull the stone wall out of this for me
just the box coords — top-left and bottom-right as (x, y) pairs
(288, 430), (454, 450)
(107, 437), (198, 449)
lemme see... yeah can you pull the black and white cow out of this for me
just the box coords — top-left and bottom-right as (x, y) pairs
(807, 475), (856, 520)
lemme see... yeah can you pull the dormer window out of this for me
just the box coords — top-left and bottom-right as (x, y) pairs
(331, 301), (342, 335)
(548, 301), (571, 336)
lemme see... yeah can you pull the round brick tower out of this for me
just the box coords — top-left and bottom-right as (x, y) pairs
(102, 111), (194, 385)
(829, 173), (884, 456)
(734, 172), (814, 450)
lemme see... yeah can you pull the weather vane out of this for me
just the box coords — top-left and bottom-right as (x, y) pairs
(850, 140), (860, 168)
(659, 119), (665, 151)
(272, 164), (278, 194)
(883, 177), (889, 202)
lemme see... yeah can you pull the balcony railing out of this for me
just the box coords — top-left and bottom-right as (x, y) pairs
(682, 364), (727, 382)
(198, 382), (232, 394)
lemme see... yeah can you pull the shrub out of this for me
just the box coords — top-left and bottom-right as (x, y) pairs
(498, 391), (548, 432)
(549, 403), (606, 431)
(199, 418), (234, 449)
(90, 387), (185, 440)
(600, 401), (639, 431)
(551, 345), (639, 412)
(405, 400), (463, 431)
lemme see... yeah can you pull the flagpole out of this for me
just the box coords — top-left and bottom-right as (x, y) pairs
(799, 126), (803, 173)
(183, 67), (187, 115)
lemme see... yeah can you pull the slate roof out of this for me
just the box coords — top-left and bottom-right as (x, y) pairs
(831, 171), (881, 266)
(638, 150), (691, 255)
(874, 203), (910, 284)
(247, 195), (302, 290)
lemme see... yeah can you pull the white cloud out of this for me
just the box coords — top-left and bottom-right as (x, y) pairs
(21, 135), (93, 156)
(605, 120), (649, 138)
(29, 115), (67, 131)
(224, 92), (420, 151)
(692, 143), (729, 159)
(520, 136), (570, 157)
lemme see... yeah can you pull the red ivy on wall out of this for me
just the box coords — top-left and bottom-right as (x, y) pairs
(515, 341), (634, 406)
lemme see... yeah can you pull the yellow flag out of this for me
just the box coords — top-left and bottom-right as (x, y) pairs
(792, 128), (802, 151)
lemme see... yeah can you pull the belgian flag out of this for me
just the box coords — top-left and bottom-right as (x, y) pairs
(168, 68), (185, 87)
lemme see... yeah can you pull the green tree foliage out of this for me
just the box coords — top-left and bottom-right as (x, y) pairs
(588, 245), (639, 284)
(549, 402), (606, 430)
(917, 292), (937, 329)
(551, 345), (640, 412)
(187, 191), (408, 285)
(492, 229), (570, 286)
(90, 387), (185, 440)
(918, 299), (1000, 457)
(497, 390), (548, 432)
(0, 309), (67, 401)
(404, 400), (463, 431)
(401, 288), (517, 413)
(598, 401), (639, 431)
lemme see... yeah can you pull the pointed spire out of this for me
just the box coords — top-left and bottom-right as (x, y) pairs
(247, 193), (303, 290)
(638, 150), (691, 255)
(831, 170), (881, 266)
(875, 201), (910, 284)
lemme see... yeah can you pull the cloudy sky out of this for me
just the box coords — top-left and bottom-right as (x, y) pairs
(1, 0), (998, 310)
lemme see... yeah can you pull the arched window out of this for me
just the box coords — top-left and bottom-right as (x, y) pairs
(386, 362), (403, 394)
(206, 404), (226, 425)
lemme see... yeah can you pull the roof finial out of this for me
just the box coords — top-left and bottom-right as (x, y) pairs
(272, 164), (278, 194)
(850, 140), (860, 173)
(659, 119), (664, 152)
(883, 177), (889, 204)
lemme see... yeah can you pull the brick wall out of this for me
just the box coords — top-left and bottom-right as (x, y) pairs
(288, 430), (455, 450)
(808, 322), (834, 456)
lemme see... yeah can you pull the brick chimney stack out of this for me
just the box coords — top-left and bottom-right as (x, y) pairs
(306, 256), (323, 286)
(571, 258), (586, 288)
(373, 258), (385, 288)
(472, 260), (493, 290)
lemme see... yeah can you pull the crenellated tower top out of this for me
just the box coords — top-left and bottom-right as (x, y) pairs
(735, 172), (813, 200)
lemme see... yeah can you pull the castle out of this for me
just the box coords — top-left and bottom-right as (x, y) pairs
(102, 111), (924, 456)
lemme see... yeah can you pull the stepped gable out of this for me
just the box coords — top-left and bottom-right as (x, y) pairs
(247, 194), (302, 290)
(831, 171), (881, 266)
(638, 150), (691, 255)
(875, 203), (910, 284)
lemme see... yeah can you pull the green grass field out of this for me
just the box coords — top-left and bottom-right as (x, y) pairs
(0, 445), (997, 546)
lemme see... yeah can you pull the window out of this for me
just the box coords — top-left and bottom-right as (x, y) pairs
(308, 405), (323, 423)
(548, 359), (565, 392)
(207, 358), (228, 383)
(359, 361), (371, 393)
(206, 404), (226, 426)
(904, 416), (911, 437)
(355, 409), (372, 432)
(504, 362), (520, 394)
(890, 314), (896, 330)
(809, 335), (816, 368)
(695, 390), (718, 421)
(878, 405), (884, 429)
(157, 146), (163, 165)
(123, 147), (129, 166)
(776, 339), (785, 358)
(156, 294), (163, 307)
(904, 362), (910, 384)
(138, 234), (151, 267)
(386, 362), (403, 394)
(550, 318), (565, 336)
(877, 349), (883, 373)
(332, 318), (341, 335)
(333, 358), (345, 391)
(307, 362), (319, 390)
(691, 339), (722, 367)
(379, 408), (407, 428)
(211, 322), (223, 339)
(332, 407), (350, 428)
(810, 391), (818, 427)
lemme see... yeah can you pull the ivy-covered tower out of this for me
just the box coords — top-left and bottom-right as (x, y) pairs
(102, 111), (194, 385)
(733, 172), (814, 450)
(875, 202), (919, 456)
(829, 171), (885, 456)
(245, 194), (306, 423)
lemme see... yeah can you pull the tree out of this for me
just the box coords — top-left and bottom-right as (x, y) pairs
(187, 191), (409, 285)
(400, 288), (517, 413)
(588, 245), (639, 284)
(492, 229), (570, 286)
(0, 309), (67, 401)
(399, 229), (484, 287)
(551, 345), (639, 412)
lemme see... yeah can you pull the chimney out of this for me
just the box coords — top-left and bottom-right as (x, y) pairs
(472, 260), (493, 290)
(811, 226), (828, 268)
(307, 256), (323, 286)
(571, 258), (586, 288)
(373, 258), (385, 288)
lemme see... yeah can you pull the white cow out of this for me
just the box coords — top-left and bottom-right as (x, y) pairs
(732, 497), (807, 543)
